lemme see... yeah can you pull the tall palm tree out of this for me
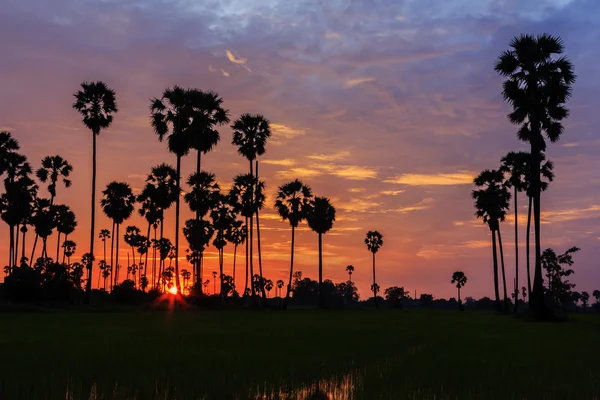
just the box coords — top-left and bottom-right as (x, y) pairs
(0, 132), (20, 177)
(101, 181), (136, 286)
(365, 231), (383, 308)
(472, 169), (511, 312)
(253, 161), (268, 303)
(212, 271), (218, 294)
(124, 225), (142, 278)
(451, 271), (468, 311)
(151, 87), (203, 294)
(137, 185), (161, 286)
(306, 197), (336, 309)
(495, 34), (575, 316)
(145, 164), (178, 287)
(346, 265), (354, 283)
(232, 114), (271, 302)
(227, 222), (246, 289)
(274, 179), (312, 309)
(73, 81), (118, 300)
(211, 193), (236, 298)
(500, 151), (528, 312)
(99, 229), (110, 267)
(54, 205), (77, 263)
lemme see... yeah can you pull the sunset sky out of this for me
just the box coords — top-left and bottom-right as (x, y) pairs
(2, 0), (600, 299)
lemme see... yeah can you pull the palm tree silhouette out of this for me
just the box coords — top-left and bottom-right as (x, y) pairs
(211, 193), (236, 298)
(451, 271), (468, 311)
(253, 161), (268, 304)
(275, 179), (312, 309)
(73, 81), (118, 300)
(495, 34), (575, 316)
(35, 155), (72, 205)
(212, 271), (218, 294)
(306, 197), (336, 309)
(365, 231), (383, 308)
(145, 164), (178, 287)
(183, 218), (214, 290)
(346, 265), (354, 283)
(0, 132), (20, 177)
(276, 279), (284, 298)
(62, 239), (76, 265)
(99, 229), (110, 264)
(232, 114), (271, 303)
(472, 169), (511, 312)
(30, 198), (56, 260)
(124, 225), (142, 280)
(228, 222), (247, 289)
(54, 205), (77, 263)
(101, 181), (136, 287)
(265, 279), (274, 298)
(181, 269), (191, 293)
(137, 185), (161, 288)
(153, 237), (173, 289)
(151, 86), (201, 295)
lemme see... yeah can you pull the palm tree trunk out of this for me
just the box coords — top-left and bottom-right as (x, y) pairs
(458, 287), (462, 311)
(255, 160), (267, 305)
(219, 247), (224, 298)
(8, 225), (14, 271)
(318, 232), (324, 309)
(194, 150), (201, 294)
(21, 228), (26, 266)
(30, 234), (38, 267)
(491, 229), (501, 312)
(115, 223), (120, 286)
(233, 244), (237, 289)
(159, 218), (164, 289)
(283, 225), (295, 310)
(526, 195), (533, 300)
(530, 145), (546, 318)
(174, 155), (182, 294)
(14, 224), (19, 268)
(249, 160), (255, 302)
(498, 227), (508, 313)
(244, 216), (249, 297)
(153, 224), (157, 289)
(513, 188), (519, 313)
(42, 237), (48, 259)
(372, 252), (377, 308)
(110, 221), (115, 291)
(144, 222), (150, 291)
(56, 232), (61, 263)
(87, 130), (98, 302)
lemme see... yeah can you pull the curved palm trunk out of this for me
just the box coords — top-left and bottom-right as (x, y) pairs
(255, 160), (267, 305)
(174, 155), (182, 294)
(30, 234), (38, 267)
(497, 227), (508, 313)
(372, 252), (377, 308)
(526, 196), (533, 300)
(513, 188), (519, 313)
(283, 225), (295, 310)
(87, 130), (98, 302)
(318, 232), (324, 309)
(491, 229), (501, 312)
(194, 150), (201, 293)
(55, 232), (61, 264)
(110, 221), (115, 291)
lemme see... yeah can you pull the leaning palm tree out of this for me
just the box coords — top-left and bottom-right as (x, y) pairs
(306, 197), (336, 309)
(451, 271), (468, 311)
(101, 181), (136, 286)
(365, 231), (383, 308)
(495, 34), (575, 316)
(346, 265), (354, 283)
(472, 169), (511, 312)
(54, 205), (77, 263)
(274, 179), (312, 309)
(73, 81), (118, 300)
(232, 114), (271, 302)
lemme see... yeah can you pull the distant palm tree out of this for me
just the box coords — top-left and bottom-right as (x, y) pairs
(306, 197), (336, 309)
(137, 185), (161, 287)
(62, 239), (76, 265)
(232, 114), (271, 303)
(183, 218), (214, 289)
(124, 225), (142, 278)
(228, 222), (247, 288)
(275, 179), (313, 309)
(0, 131), (20, 177)
(203, 279), (210, 293)
(253, 162), (268, 304)
(35, 155), (72, 205)
(276, 279), (284, 298)
(54, 205), (77, 263)
(99, 229), (110, 266)
(472, 169), (511, 312)
(211, 194), (236, 298)
(451, 271), (468, 311)
(73, 81), (118, 300)
(581, 291), (590, 310)
(101, 182), (136, 286)
(181, 269), (191, 293)
(145, 164), (178, 287)
(212, 271), (218, 294)
(365, 231), (383, 308)
(346, 265), (354, 283)
(153, 237), (173, 289)
(265, 279), (274, 298)
(30, 198), (56, 260)
(495, 34), (575, 316)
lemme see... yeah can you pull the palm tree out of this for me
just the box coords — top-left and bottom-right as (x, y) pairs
(30, 198), (56, 261)
(184, 171), (220, 290)
(254, 161), (268, 304)
(275, 179), (312, 309)
(73, 81), (118, 300)
(276, 279), (284, 298)
(101, 181), (136, 286)
(145, 164), (178, 287)
(500, 151), (528, 312)
(151, 86), (200, 294)
(495, 34), (576, 316)
(227, 222), (246, 288)
(365, 231), (383, 308)
(451, 271), (468, 311)
(35, 155), (72, 205)
(346, 265), (354, 283)
(99, 229), (110, 268)
(54, 205), (77, 263)
(0, 132), (20, 177)
(124, 225), (142, 279)
(306, 197), (336, 309)
(211, 194), (236, 298)
(472, 169), (511, 312)
(265, 279), (274, 298)
(232, 114), (271, 303)
(137, 185), (161, 287)
(153, 237), (173, 289)
(62, 239), (76, 265)
(183, 218), (214, 290)
(212, 271), (218, 294)
(181, 269), (191, 293)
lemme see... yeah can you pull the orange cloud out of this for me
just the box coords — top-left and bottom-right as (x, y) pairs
(384, 171), (475, 186)
(343, 77), (375, 88)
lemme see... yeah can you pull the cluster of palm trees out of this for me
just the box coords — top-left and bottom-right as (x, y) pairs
(473, 34), (575, 317)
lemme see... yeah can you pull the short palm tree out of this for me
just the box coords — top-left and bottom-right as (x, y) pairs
(124, 225), (142, 276)
(227, 221), (247, 288)
(495, 34), (575, 316)
(62, 239), (77, 265)
(73, 81), (118, 299)
(265, 279), (274, 298)
(30, 198), (56, 261)
(306, 197), (336, 309)
(210, 194), (236, 298)
(472, 169), (511, 312)
(346, 265), (354, 283)
(99, 229), (110, 265)
(276, 279), (284, 298)
(212, 271), (218, 294)
(137, 185), (161, 286)
(365, 231), (383, 307)
(451, 271), (468, 311)
(101, 181), (136, 286)
(183, 218), (214, 289)
(54, 204), (77, 263)
(35, 155), (72, 205)
(275, 179), (312, 309)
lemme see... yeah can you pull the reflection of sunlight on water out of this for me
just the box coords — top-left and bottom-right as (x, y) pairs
(253, 371), (360, 400)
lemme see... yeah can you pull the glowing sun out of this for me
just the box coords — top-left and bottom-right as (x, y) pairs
(168, 286), (178, 295)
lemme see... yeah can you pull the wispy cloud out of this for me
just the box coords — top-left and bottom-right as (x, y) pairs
(271, 123), (306, 140)
(262, 158), (297, 167)
(307, 150), (351, 162)
(380, 190), (405, 196)
(384, 171), (475, 186)
(225, 50), (247, 65)
(343, 77), (375, 88)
